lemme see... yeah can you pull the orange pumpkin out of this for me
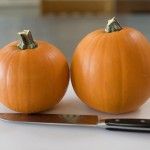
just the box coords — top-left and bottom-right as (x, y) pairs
(71, 17), (150, 114)
(0, 30), (69, 113)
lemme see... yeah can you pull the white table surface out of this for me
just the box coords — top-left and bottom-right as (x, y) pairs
(0, 82), (150, 150)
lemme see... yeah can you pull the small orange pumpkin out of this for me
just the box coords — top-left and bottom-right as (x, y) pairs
(71, 17), (150, 114)
(0, 30), (69, 113)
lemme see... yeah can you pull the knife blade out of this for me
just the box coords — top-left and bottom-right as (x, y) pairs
(0, 113), (150, 132)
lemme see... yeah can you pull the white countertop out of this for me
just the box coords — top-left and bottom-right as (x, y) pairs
(0, 82), (150, 150)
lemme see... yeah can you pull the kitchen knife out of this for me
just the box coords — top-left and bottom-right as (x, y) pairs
(0, 113), (150, 132)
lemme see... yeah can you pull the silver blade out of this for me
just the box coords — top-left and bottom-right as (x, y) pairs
(0, 113), (98, 126)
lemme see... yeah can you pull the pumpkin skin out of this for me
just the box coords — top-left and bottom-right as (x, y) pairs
(0, 40), (69, 113)
(71, 26), (150, 114)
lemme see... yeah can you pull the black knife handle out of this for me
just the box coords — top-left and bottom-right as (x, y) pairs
(104, 119), (150, 132)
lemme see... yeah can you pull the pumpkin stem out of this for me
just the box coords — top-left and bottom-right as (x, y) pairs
(105, 17), (122, 33)
(17, 30), (37, 50)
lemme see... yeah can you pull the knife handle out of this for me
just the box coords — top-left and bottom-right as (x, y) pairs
(103, 119), (150, 132)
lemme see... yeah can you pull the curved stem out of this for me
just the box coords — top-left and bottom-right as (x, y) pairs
(17, 30), (37, 50)
(105, 17), (122, 33)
